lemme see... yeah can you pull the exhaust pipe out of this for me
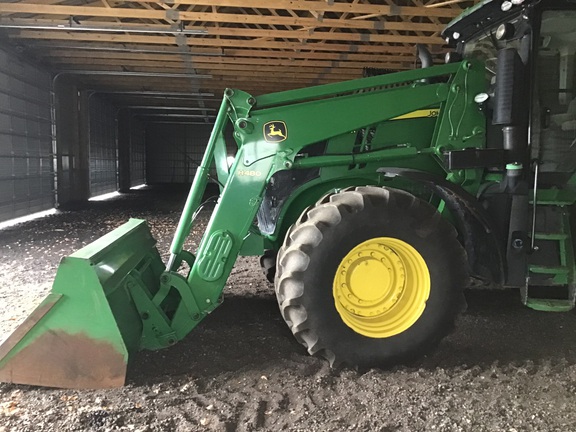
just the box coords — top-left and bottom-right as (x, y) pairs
(416, 44), (433, 69)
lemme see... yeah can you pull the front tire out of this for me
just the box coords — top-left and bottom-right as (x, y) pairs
(274, 186), (467, 368)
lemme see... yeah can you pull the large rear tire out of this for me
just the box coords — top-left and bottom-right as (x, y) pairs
(274, 186), (467, 368)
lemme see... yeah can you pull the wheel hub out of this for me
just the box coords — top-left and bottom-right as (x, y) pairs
(333, 237), (430, 338)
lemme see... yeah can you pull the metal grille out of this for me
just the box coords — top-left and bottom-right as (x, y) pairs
(130, 118), (146, 186)
(0, 48), (54, 223)
(89, 96), (117, 197)
(146, 123), (213, 184)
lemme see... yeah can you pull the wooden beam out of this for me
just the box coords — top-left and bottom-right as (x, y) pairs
(0, 4), (166, 20)
(28, 40), (434, 55)
(41, 49), (415, 68)
(48, 57), (366, 77)
(87, 83), (297, 95)
(53, 63), (355, 81)
(10, 27), (444, 46)
(12, 31), (446, 51)
(74, 75), (325, 93)
(201, 10), (443, 33)
(426, 0), (468, 8)
(204, 27), (442, 45)
(72, 75), (291, 86)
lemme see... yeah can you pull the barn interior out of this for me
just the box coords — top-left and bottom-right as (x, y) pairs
(3, 2), (576, 430)
(0, 0), (475, 217)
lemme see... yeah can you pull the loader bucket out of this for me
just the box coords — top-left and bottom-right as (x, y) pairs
(0, 219), (165, 389)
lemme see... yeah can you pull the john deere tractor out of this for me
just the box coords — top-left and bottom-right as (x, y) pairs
(1, 0), (575, 389)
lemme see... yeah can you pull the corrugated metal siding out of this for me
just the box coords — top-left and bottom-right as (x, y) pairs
(0, 48), (54, 222)
(130, 118), (146, 186)
(89, 96), (117, 197)
(146, 124), (213, 184)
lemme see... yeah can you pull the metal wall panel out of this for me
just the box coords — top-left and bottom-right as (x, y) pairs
(130, 118), (146, 186)
(89, 96), (117, 197)
(0, 48), (54, 222)
(146, 123), (213, 184)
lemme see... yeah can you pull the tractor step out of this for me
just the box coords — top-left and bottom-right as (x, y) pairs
(524, 196), (576, 311)
(529, 265), (569, 275)
(533, 233), (569, 241)
(524, 298), (575, 312)
(521, 283), (576, 312)
(528, 263), (570, 286)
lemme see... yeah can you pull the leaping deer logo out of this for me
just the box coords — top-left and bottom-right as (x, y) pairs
(268, 124), (286, 139)
(263, 121), (288, 142)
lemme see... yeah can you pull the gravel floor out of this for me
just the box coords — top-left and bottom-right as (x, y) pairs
(1, 185), (576, 432)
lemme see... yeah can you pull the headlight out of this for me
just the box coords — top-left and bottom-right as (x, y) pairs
(445, 51), (462, 64)
(495, 23), (515, 40)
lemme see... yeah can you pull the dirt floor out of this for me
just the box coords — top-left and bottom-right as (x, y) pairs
(1, 185), (576, 432)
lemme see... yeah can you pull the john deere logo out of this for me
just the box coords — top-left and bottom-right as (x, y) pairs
(264, 121), (287, 143)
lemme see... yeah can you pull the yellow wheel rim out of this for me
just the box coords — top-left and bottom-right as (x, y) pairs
(333, 237), (430, 338)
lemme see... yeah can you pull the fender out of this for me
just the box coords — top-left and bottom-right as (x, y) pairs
(377, 167), (505, 285)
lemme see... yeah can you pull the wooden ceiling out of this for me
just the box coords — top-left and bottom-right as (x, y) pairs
(0, 0), (479, 114)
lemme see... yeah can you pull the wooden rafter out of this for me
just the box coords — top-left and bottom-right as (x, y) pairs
(0, 0), (480, 99)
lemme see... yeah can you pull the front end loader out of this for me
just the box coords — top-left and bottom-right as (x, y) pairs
(1, 0), (575, 389)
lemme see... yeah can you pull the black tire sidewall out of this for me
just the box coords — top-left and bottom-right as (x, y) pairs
(299, 192), (466, 367)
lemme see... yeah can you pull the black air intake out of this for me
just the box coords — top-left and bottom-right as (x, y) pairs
(493, 48), (525, 125)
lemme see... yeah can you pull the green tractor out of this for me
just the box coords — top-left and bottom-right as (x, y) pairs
(1, 0), (576, 389)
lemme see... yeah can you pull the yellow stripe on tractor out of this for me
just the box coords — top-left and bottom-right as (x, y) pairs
(391, 109), (440, 120)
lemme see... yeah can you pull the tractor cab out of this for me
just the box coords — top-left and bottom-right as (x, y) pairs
(533, 6), (576, 176)
(445, 0), (576, 310)
(444, 0), (576, 178)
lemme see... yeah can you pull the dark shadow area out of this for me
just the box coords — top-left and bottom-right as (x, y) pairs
(127, 294), (302, 386)
(128, 288), (576, 386)
(421, 289), (576, 368)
